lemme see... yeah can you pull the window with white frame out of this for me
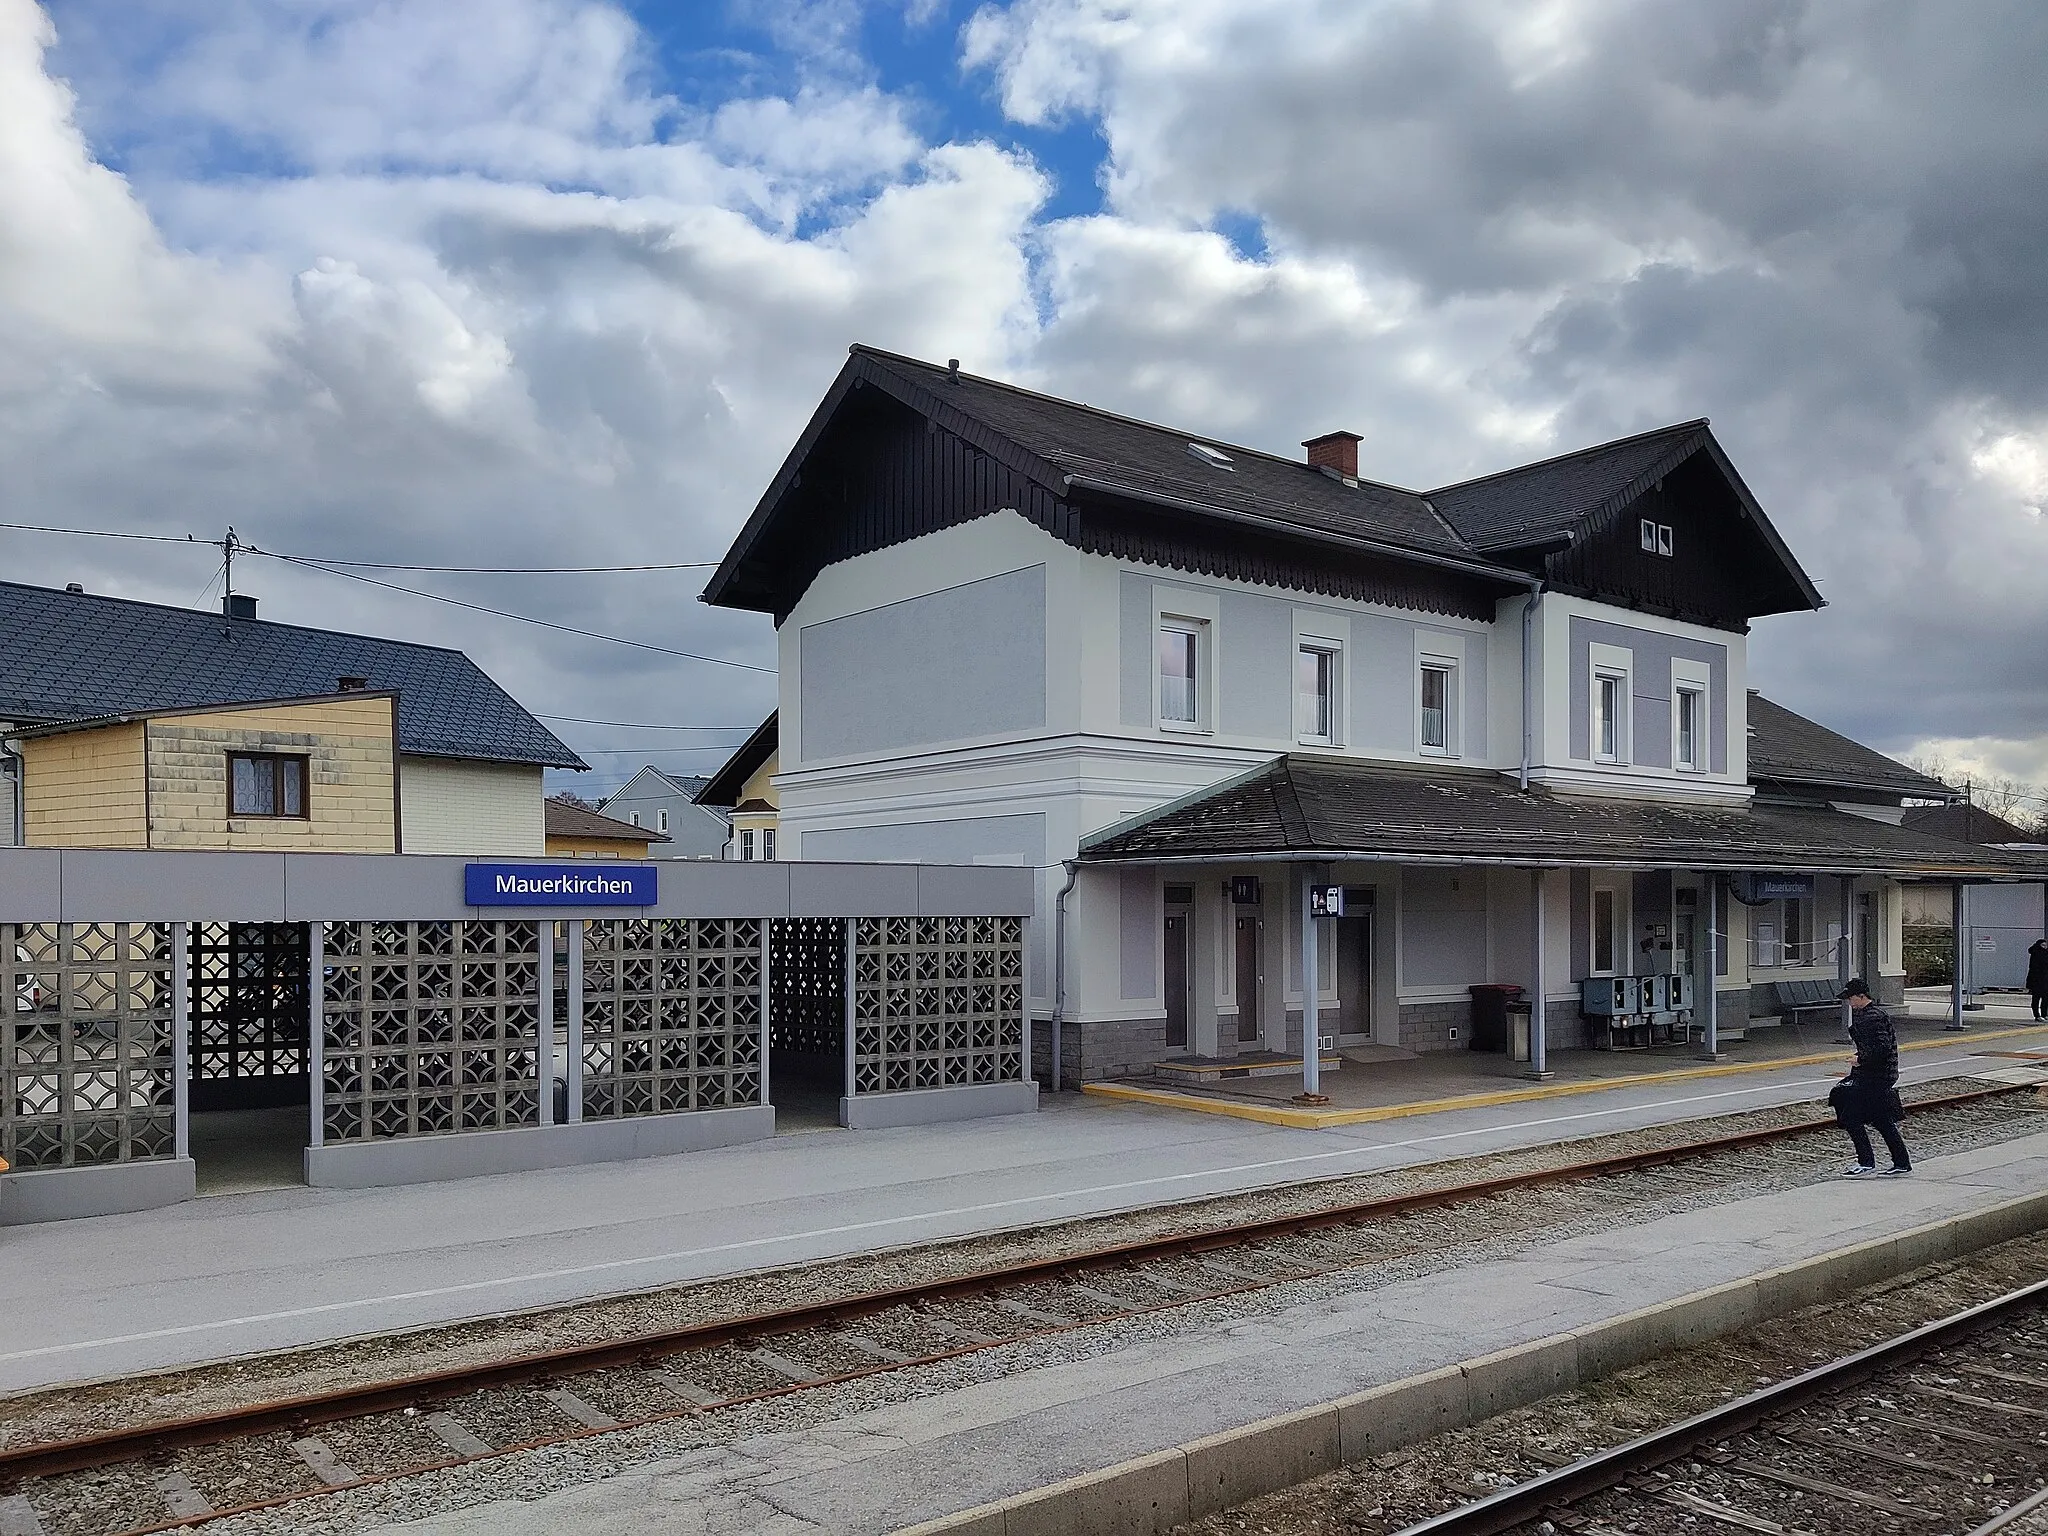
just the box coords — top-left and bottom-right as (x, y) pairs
(1419, 660), (1455, 754)
(1674, 684), (1705, 772)
(740, 829), (755, 860)
(1158, 617), (1205, 728)
(1297, 642), (1339, 745)
(658, 808), (670, 834)
(1591, 887), (1619, 974)
(1593, 671), (1627, 763)
(628, 810), (641, 827)
(763, 829), (776, 860)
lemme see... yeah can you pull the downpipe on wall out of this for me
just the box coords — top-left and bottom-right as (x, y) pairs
(1049, 860), (1078, 1093)
(1519, 580), (1543, 792)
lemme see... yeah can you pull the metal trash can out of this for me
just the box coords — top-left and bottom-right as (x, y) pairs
(1467, 982), (1525, 1051)
(1506, 1000), (1534, 1063)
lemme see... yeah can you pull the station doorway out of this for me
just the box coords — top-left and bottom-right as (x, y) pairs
(187, 922), (313, 1193)
(767, 917), (847, 1132)
(1329, 889), (1375, 1047)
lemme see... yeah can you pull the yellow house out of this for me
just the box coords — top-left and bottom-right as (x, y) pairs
(14, 692), (401, 852)
(544, 798), (668, 859)
(697, 712), (778, 860)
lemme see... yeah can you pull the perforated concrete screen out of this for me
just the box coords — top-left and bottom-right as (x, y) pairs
(851, 916), (1026, 1093)
(579, 917), (764, 1117)
(1, 923), (176, 1170)
(319, 920), (546, 1142)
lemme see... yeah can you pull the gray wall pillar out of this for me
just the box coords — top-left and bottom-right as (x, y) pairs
(1528, 867), (1550, 1078)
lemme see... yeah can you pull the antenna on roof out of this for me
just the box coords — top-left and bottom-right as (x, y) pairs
(947, 358), (961, 384)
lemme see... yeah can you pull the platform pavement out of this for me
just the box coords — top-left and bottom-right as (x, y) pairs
(371, 1126), (2048, 1536)
(0, 1034), (2038, 1395)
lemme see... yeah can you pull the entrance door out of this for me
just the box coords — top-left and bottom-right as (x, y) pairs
(1234, 912), (1261, 1045)
(1163, 903), (1191, 1051)
(1333, 908), (1374, 1046)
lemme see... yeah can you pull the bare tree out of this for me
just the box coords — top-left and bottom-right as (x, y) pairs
(1901, 757), (2046, 835)
(547, 790), (599, 811)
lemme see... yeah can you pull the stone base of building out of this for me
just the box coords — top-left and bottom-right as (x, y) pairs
(0, 1155), (197, 1225)
(304, 1105), (775, 1190)
(839, 1081), (1038, 1128)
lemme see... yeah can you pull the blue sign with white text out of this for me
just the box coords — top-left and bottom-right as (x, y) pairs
(464, 863), (658, 907)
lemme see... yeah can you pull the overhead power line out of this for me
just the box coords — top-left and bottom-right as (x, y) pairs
(537, 714), (759, 731)
(261, 552), (776, 673)
(0, 519), (718, 572)
(1, 518), (773, 674)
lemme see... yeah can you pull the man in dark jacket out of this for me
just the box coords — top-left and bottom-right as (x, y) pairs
(2027, 938), (2048, 1022)
(1831, 979), (1910, 1177)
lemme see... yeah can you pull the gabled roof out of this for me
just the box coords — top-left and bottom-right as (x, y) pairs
(696, 713), (777, 807)
(601, 765), (710, 805)
(854, 349), (1473, 560)
(12, 688), (396, 739)
(1428, 421), (1708, 551)
(1077, 756), (2046, 879)
(704, 346), (1821, 627)
(544, 799), (668, 843)
(0, 582), (583, 769)
(1747, 694), (1954, 802)
(1903, 803), (2038, 846)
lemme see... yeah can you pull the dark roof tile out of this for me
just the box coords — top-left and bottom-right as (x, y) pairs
(0, 582), (583, 769)
(1747, 695), (1951, 801)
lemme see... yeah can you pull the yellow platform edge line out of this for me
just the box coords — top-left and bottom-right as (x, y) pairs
(1078, 1021), (2048, 1130)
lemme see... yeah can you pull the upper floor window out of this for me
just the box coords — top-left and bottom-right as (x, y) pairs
(740, 829), (755, 860)
(1158, 617), (1205, 729)
(228, 753), (306, 818)
(1675, 685), (1705, 772)
(763, 829), (777, 860)
(1297, 643), (1339, 746)
(1594, 671), (1627, 764)
(1418, 661), (1455, 754)
(657, 809), (670, 834)
(1639, 519), (1673, 556)
(628, 810), (641, 827)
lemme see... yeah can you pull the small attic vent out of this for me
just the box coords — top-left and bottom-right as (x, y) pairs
(1187, 442), (1233, 470)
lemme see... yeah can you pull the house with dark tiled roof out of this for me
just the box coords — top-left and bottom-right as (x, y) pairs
(0, 581), (582, 854)
(693, 713), (779, 861)
(544, 797), (669, 859)
(594, 765), (732, 860)
(704, 346), (2044, 1083)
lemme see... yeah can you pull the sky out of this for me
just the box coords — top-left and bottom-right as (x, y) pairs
(2, 0), (2045, 799)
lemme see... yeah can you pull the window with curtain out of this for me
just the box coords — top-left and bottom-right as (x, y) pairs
(1298, 644), (1337, 744)
(227, 753), (307, 818)
(1158, 620), (1201, 726)
(1420, 662), (1452, 752)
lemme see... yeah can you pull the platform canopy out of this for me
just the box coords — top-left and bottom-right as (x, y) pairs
(1077, 757), (2048, 881)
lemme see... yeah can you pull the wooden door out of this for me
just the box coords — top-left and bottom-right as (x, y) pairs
(1235, 913), (1261, 1045)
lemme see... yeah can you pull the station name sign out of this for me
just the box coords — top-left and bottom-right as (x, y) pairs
(463, 863), (658, 907)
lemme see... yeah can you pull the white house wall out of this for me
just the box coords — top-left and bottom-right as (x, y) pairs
(399, 756), (545, 855)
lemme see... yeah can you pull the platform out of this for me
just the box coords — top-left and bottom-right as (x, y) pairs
(367, 1121), (2048, 1535)
(1084, 1015), (2048, 1128)
(0, 1031), (2041, 1396)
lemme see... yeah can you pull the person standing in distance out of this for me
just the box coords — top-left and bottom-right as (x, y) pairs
(1831, 979), (1910, 1178)
(2026, 938), (2048, 1023)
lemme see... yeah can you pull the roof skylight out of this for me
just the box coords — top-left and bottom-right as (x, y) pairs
(1186, 442), (1234, 470)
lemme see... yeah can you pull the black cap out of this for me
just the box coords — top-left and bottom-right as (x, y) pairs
(1836, 978), (1871, 1000)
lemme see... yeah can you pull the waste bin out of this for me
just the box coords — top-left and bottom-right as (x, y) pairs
(1506, 1000), (1534, 1063)
(1467, 982), (1525, 1051)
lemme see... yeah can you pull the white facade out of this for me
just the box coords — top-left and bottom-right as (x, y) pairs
(766, 509), (1840, 1060)
(399, 755), (545, 856)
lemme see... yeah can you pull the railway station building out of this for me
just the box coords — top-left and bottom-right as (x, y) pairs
(703, 346), (2048, 1085)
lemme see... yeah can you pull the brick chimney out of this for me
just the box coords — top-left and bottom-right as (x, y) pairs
(1303, 431), (1362, 479)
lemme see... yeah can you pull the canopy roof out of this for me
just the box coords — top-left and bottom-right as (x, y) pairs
(1078, 757), (2047, 880)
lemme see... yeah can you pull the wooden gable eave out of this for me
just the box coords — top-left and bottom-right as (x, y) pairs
(702, 350), (1079, 616)
(1694, 431), (1825, 612)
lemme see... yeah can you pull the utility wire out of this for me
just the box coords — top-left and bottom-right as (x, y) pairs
(537, 714), (759, 731)
(0, 519), (719, 572)
(252, 550), (777, 674)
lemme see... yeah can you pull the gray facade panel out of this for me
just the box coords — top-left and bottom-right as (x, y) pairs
(304, 1107), (774, 1189)
(917, 863), (1038, 919)
(63, 851), (290, 921)
(1400, 868), (1488, 987)
(1962, 882), (2048, 990)
(839, 1081), (1038, 1128)
(788, 862), (919, 918)
(1119, 570), (1151, 730)
(1568, 616), (1728, 771)
(1351, 612), (1416, 753)
(799, 565), (1048, 761)
(1119, 867), (1156, 1001)
(1218, 590), (1291, 740)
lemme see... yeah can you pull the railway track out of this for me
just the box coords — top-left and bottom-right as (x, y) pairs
(5, 1082), (2038, 1536)
(1393, 1275), (2048, 1536)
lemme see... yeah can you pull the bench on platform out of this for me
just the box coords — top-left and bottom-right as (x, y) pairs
(1770, 979), (1845, 1026)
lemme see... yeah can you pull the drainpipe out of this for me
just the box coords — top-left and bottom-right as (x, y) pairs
(1519, 580), (1544, 792)
(1049, 861), (1079, 1092)
(2, 739), (21, 846)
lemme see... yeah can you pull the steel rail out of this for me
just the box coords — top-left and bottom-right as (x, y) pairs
(1391, 1272), (2048, 1535)
(0, 1081), (2026, 1487)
